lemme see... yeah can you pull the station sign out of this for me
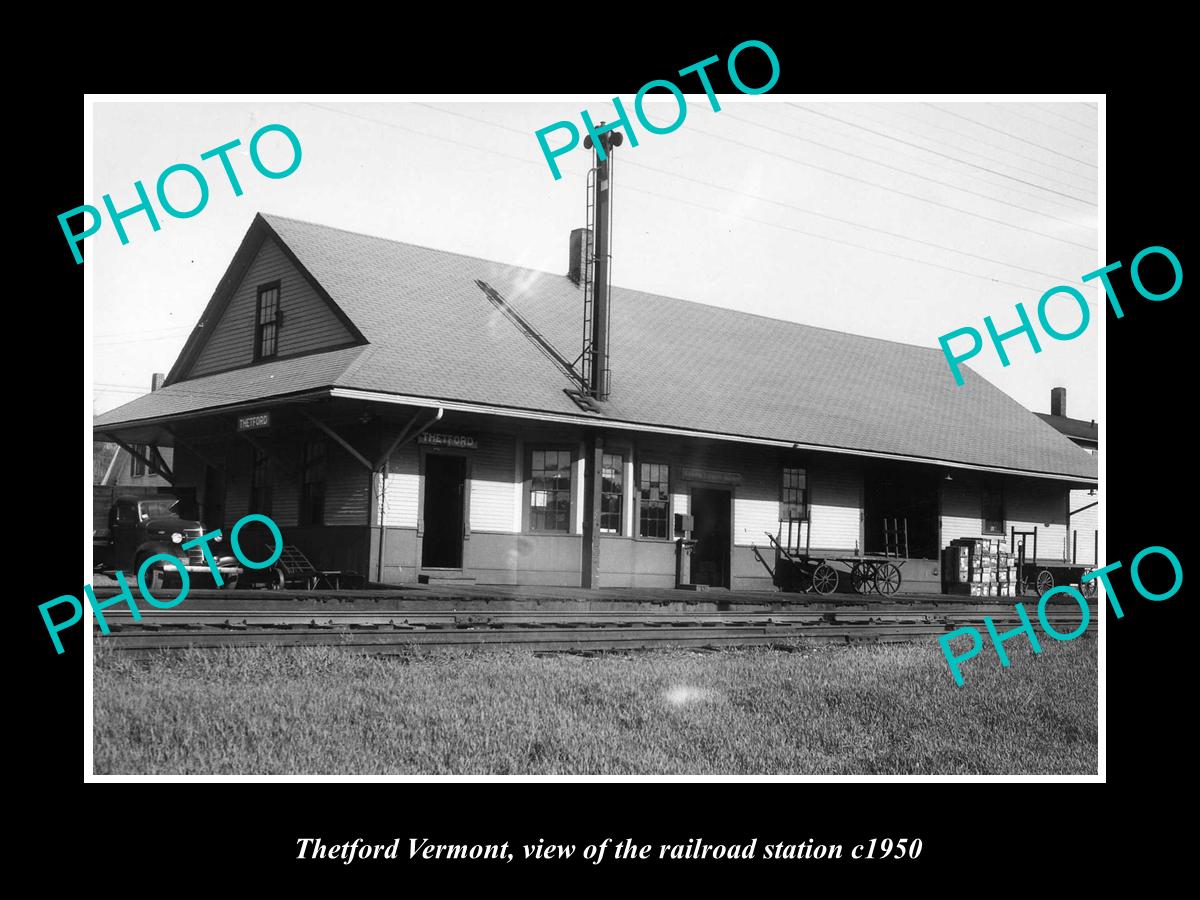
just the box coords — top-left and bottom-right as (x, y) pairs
(418, 433), (477, 449)
(237, 412), (271, 432)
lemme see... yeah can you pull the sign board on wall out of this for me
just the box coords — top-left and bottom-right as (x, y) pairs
(682, 467), (741, 485)
(418, 433), (478, 449)
(236, 412), (271, 431)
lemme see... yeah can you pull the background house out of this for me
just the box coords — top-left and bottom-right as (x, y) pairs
(1035, 387), (1099, 567)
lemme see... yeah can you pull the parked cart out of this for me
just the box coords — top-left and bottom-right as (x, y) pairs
(1011, 527), (1096, 598)
(759, 517), (906, 596)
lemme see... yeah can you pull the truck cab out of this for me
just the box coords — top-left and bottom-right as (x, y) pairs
(97, 495), (241, 590)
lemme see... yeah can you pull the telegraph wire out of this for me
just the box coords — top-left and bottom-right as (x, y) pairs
(718, 108), (1095, 231)
(94, 324), (193, 340)
(778, 105), (1093, 214)
(1057, 104), (1099, 127)
(94, 334), (193, 348)
(306, 102), (590, 178)
(682, 122), (1096, 251)
(872, 104), (1099, 185)
(624, 183), (1050, 292)
(985, 103), (1098, 145)
(925, 103), (1099, 168)
(93, 382), (282, 403)
(307, 103), (1092, 289)
(412, 102), (1091, 282)
(786, 104), (1097, 207)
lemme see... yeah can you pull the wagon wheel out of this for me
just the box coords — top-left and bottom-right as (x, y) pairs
(1080, 570), (1097, 599)
(1036, 569), (1055, 595)
(857, 561), (880, 594)
(812, 563), (839, 595)
(851, 562), (867, 593)
(874, 562), (902, 596)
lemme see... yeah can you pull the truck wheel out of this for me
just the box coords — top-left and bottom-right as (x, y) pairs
(221, 574), (240, 591)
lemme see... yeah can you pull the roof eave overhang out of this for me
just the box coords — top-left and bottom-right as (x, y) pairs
(92, 389), (334, 438)
(328, 388), (1100, 487)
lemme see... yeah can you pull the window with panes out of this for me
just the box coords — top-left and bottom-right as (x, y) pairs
(781, 466), (808, 521)
(638, 462), (670, 538)
(255, 282), (281, 360)
(600, 453), (623, 533)
(529, 448), (573, 532)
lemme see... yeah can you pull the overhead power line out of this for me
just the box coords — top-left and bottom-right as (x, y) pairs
(787, 104), (1096, 207)
(718, 108), (1095, 232)
(414, 103), (1082, 283)
(307, 102), (1092, 290)
(925, 104), (1099, 169)
(985, 103), (1098, 145)
(872, 104), (1099, 185)
(683, 122), (1096, 251)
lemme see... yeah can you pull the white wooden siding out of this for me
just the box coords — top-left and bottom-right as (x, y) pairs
(381, 445), (419, 528)
(470, 435), (517, 533)
(807, 464), (862, 551)
(734, 496), (779, 547)
(1069, 488), (1099, 565)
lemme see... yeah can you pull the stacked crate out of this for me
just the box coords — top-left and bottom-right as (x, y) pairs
(942, 538), (1018, 597)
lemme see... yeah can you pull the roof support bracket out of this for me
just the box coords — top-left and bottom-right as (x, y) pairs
(300, 409), (374, 471)
(374, 408), (444, 471)
(149, 445), (174, 482)
(100, 433), (175, 485)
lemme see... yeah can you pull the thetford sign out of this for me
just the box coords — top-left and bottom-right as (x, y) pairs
(237, 412), (271, 431)
(418, 433), (477, 449)
(682, 467), (741, 485)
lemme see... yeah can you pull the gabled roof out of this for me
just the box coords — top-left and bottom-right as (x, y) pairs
(95, 213), (1098, 482)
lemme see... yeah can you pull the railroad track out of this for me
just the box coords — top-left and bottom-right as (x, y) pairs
(94, 601), (1097, 654)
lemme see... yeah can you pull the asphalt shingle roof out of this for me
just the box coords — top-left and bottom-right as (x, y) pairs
(95, 213), (1098, 482)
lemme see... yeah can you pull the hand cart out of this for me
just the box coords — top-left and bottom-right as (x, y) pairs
(761, 517), (907, 596)
(1010, 526), (1096, 598)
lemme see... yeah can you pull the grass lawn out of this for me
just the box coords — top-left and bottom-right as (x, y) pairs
(93, 637), (1097, 775)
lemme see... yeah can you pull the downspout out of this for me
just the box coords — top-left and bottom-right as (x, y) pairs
(376, 408), (444, 584)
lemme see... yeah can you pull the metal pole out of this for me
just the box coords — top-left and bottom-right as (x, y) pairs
(590, 135), (617, 400)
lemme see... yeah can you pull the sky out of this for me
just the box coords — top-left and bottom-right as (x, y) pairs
(90, 98), (1099, 424)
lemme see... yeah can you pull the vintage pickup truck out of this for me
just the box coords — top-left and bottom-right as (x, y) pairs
(93, 495), (241, 590)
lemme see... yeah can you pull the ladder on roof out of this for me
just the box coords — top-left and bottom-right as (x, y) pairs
(580, 165), (597, 391)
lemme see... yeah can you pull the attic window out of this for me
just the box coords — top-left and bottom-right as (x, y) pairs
(255, 282), (281, 361)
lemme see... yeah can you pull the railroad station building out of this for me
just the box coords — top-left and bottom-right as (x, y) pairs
(92, 212), (1098, 593)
